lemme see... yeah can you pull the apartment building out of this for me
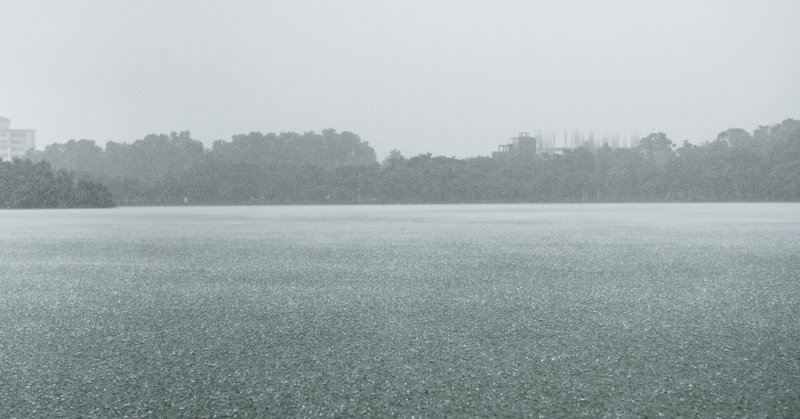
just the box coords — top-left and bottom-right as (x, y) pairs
(0, 117), (36, 161)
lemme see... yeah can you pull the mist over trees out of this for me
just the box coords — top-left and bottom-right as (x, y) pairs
(0, 159), (114, 208)
(25, 119), (800, 205)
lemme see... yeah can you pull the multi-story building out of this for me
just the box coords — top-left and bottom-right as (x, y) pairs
(492, 132), (539, 158)
(0, 117), (36, 161)
(492, 129), (640, 158)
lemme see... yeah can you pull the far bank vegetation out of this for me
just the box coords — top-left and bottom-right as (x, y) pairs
(19, 120), (800, 205)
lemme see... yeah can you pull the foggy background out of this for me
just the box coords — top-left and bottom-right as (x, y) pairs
(1, 0), (798, 158)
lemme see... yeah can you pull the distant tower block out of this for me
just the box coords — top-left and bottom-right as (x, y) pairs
(0, 117), (36, 161)
(511, 132), (537, 153)
(493, 132), (538, 158)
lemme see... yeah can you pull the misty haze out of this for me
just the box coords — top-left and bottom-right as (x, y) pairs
(1, 1), (799, 417)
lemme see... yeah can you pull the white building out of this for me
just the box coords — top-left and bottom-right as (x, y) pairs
(0, 117), (36, 161)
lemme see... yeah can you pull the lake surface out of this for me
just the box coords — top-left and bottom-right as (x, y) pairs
(1, 204), (798, 416)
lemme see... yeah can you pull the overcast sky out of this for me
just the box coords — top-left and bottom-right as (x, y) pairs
(1, 0), (798, 158)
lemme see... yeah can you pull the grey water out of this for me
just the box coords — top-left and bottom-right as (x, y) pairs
(1, 203), (798, 416)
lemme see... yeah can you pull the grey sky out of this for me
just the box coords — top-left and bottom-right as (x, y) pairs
(1, 0), (798, 158)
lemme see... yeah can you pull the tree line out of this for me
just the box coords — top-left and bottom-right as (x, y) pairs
(0, 159), (115, 208)
(23, 119), (800, 205)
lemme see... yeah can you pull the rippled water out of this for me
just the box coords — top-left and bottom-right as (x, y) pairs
(1, 204), (798, 416)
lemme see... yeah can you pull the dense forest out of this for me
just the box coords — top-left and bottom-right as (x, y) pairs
(23, 119), (800, 205)
(0, 159), (115, 208)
